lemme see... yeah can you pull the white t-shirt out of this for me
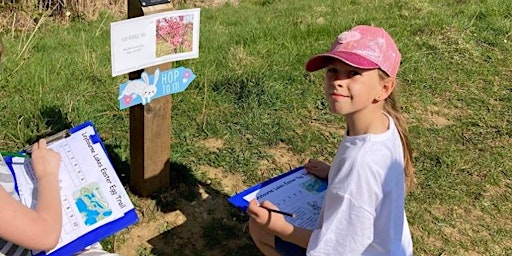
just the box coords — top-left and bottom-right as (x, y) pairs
(307, 114), (413, 256)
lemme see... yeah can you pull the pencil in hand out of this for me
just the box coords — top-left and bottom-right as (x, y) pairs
(261, 206), (296, 218)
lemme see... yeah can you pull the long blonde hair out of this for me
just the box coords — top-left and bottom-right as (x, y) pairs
(379, 70), (416, 193)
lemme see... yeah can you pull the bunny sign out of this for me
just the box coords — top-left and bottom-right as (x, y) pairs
(118, 67), (196, 109)
(118, 69), (159, 106)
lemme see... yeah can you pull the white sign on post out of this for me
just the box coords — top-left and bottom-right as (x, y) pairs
(110, 8), (200, 77)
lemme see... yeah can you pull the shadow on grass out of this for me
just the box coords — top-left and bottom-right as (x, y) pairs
(145, 162), (261, 256)
(105, 143), (259, 255)
(27, 106), (74, 144)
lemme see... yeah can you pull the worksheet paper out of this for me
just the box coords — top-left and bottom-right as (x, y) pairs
(9, 125), (134, 254)
(229, 167), (327, 230)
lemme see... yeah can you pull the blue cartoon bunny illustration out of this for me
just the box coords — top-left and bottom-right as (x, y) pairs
(118, 69), (159, 105)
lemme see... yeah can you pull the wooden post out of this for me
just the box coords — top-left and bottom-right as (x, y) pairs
(127, 0), (173, 196)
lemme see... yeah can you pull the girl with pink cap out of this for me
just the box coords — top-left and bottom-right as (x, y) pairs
(247, 25), (415, 256)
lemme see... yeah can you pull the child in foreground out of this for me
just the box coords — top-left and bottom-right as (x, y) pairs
(0, 139), (62, 255)
(247, 25), (415, 255)
(0, 41), (120, 256)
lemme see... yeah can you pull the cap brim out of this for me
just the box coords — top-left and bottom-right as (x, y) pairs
(305, 51), (380, 72)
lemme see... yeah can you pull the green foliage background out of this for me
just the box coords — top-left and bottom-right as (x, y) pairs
(1, 0), (511, 255)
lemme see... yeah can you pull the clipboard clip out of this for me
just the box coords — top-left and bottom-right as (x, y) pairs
(24, 129), (71, 154)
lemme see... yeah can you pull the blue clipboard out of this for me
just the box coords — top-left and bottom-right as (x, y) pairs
(228, 166), (327, 230)
(3, 121), (138, 256)
(228, 166), (307, 212)
(228, 166), (328, 210)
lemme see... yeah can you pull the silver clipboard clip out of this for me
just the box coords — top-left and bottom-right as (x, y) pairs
(24, 129), (71, 154)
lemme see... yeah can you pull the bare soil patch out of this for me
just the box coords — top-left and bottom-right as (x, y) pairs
(113, 138), (316, 255)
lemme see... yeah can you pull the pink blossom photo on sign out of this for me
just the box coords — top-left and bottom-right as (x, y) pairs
(156, 15), (194, 57)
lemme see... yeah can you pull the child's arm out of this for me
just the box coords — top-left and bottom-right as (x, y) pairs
(304, 159), (330, 180)
(247, 199), (312, 248)
(0, 139), (62, 251)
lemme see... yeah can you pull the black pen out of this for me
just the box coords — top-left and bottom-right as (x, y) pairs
(261, 206), (296, 218)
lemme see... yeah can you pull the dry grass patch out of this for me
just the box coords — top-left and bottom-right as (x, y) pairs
(198, 137), (225, 152)
(228, 45), (261, 74)
(191, 0), (239, 8)
(427, 105), (453, 127)
(198, 165), (247, 195)
(263, 142), (306, 172)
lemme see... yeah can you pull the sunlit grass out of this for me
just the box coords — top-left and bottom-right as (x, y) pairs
(1, 0), (511, 254)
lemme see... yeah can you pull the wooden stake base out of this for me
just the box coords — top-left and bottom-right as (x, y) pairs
(127, 0), (174, 196)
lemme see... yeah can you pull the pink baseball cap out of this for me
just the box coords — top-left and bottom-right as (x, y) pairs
(305, 25), (401, 78)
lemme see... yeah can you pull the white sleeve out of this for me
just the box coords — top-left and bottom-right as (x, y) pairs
(307, 190), (374, 256)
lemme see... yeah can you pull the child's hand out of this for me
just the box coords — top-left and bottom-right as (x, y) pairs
(30, 139), (61, 181)
(247, 199), (293, 237)
(304, 159), (330, 180)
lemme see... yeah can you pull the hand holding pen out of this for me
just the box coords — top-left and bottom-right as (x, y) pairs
(247, 199), (295, 218)
(30, 139), (61, 181)
(260, 205), (295, 218)
(247, 199), (296, 239)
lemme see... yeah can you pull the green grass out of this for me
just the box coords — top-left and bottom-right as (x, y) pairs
(1, 0), (512, 255)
